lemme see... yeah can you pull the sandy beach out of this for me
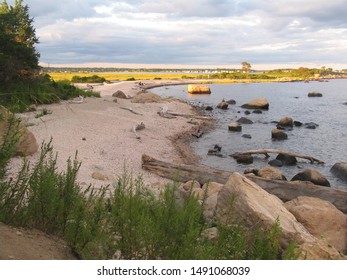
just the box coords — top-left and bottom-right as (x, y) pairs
(8, 80), (209, 188)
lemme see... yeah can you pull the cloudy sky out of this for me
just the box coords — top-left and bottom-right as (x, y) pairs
(11, 0), (347, 69)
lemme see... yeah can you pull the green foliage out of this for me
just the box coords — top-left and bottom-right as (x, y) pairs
(0, 111), (20, 179)
(71, 75), (106, 83)
(0, 0), (40, 85)
(0, 74), (100, 112)
(0, 142), (298, 260)
(126, 77), (136, 81)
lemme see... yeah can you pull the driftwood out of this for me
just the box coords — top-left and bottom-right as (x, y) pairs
(231, 149), (324, 164)
(141, 154), (347, 214)
(157, 111), (212, 121)
(132, 122), (145, 139)
(120, 107), (143, 116)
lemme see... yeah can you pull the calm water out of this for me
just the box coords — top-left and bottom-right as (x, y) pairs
(152, 79), (347, 190)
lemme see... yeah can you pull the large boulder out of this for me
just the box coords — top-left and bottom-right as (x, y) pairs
(257, 167), (287, 181)
(241, 98), (269, 110)
(188, 85), (211, 94)
(131, 92), (162, 103)
(291, 168), (330, 187)
(202, 182), (223, 197)
(284, 196), (347, 254)
(215, 173), (340, 259)
(330, 162), (347, 182)
(0, 106), (38, 156)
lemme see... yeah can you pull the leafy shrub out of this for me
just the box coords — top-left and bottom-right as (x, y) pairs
(71, 75), (106, 83)
(0, 141), (298, 260)
(126, 77), (136, 81)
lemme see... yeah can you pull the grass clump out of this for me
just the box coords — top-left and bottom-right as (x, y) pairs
(71, 75), (106, 83)
(0, 140), (298, 260)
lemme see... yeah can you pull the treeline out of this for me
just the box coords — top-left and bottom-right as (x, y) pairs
(0, 0), (98, 112)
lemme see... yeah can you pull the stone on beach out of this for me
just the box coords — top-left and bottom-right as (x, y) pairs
(291, 168), (330, 187)
(228, 122), (242, 132)
(330, 162), (347, 182)
(131, 92), (162, 103)
(271, 128), (288, 140)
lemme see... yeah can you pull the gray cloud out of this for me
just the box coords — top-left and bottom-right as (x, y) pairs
(13, 0), (347, 68)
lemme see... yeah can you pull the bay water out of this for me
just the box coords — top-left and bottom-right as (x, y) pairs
(152, 79), (347, 189)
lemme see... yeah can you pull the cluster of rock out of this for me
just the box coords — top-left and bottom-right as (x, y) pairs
(176, 173), (346, 259)
(188, 85), (211, 94)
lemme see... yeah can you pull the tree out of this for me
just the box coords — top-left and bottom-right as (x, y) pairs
(0, 0), (40, 86)
(241, 61), (251, 73)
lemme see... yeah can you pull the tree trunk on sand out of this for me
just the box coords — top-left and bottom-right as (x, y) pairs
(141, 154), (347, 214)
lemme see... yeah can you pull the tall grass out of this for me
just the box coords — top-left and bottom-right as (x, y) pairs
(0, 138), (298, 259)
(0, 75), (100, 112)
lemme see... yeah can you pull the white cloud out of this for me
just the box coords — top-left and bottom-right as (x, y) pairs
(12, 0), (345, 68)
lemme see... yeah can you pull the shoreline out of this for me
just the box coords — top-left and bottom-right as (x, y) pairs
(8, 79), (214, 188)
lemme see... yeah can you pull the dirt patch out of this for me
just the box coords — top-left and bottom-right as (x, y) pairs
(0, 223), (77, 260)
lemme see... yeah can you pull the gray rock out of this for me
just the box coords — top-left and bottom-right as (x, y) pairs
(291, 168), (330, 187)
(241, 98), (269, 110)
(271, 129), (288, 140)
(268, 159), (283, 167)
(232, 154), (253, 164)
(228, 122), (242, 132)
(112, 90), (127, 99)
(308, 92), (323, 97)
(237, 117), (253, 124)
(330, 162), (347, 182)
(242, 134), (252, 139)
(225, 99), (236, 105)
(276, 153), (297, 166)
(305, 122), (319, 129)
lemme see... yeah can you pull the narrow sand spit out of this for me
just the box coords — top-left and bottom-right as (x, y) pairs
(9, 80), (208, 188)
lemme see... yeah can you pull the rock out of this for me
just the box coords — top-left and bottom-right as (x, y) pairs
(268, 159), (283, 167)
(252, 109), (263, 114)
(244, 167), (258, 175)
(294, 121), (303, 127)
(241, 98), (269, 110)
(205, 106), (213, 111)
(308, 92), (323, 97)
(201, 227), (218, 241)
(276, 153), (297, 166)
(236, 117), (253, 124)
(298, 240), (341, 260)
(257, 167), (287, 181)
(330, 162), (347, 182)
(188, 85), (211, 94)
(192, 187), (205, 200)
(242, 134), (252, 139)
(228, 122), (242, 132)
(181, 180), (201, 191)
(112, 90), (127, 99)
(232, 154), (253, 164)
(203, 193), (218, 222)
(291, 168), (330, 187)
(202, 182), (223, 197)
(278, 117), (294, 127)
(113, 98), (118, 103)
(284, 196), (347, 254)
(0, 106), (38, 156)
(305, 122), (319, 129)
(244, 110), (251, 115)
(217, 99), (228, 110)
(215, 173), (340, 259)
(91, 172), (109, 181)
(271, 129), (288, 140)
(225, 99), (236, 105)
(131, 92), (162, 103)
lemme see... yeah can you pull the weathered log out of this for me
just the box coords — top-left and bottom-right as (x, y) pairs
(141, 154), (347, 214)
(230, 149), (324, 164)
(120, 107), (143, 115)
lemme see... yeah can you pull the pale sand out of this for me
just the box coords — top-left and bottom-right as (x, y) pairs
(8, 80), (206, 188)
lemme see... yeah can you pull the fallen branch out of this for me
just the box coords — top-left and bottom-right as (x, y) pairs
(168, 112), (213, 120)
(141, 154), (347, 213)
(120, 107), (143, 116)
(230, 149), (324, 164)
(157, 112), (176, 119)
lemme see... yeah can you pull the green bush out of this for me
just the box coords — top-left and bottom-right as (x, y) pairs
(0, 141), (298, 260)
(71, 75), (106, 83)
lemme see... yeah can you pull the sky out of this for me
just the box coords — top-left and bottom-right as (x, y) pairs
(9, 0), (347, 69)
